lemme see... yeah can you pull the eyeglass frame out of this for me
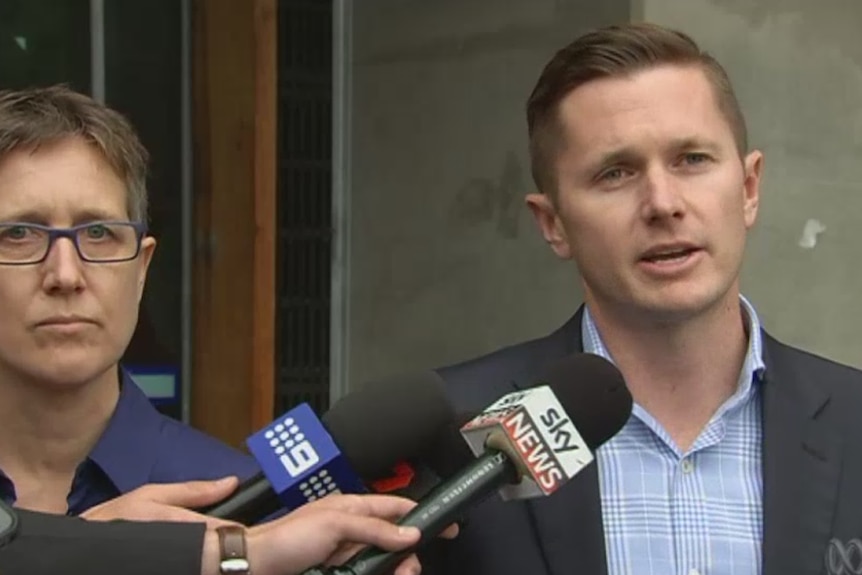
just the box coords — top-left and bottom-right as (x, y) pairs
(0, 220), (149, 265)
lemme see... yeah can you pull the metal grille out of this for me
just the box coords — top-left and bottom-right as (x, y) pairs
(275, 0), (333, 416)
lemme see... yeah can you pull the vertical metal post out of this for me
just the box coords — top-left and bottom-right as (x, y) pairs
(180, 0), (194, 423)
(90, 0), (106, 101)
(330, 0), (353, 403)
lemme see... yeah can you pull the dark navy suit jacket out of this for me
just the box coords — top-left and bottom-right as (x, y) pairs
(0, 507), (206, 575)
(420, 307), (862, 575)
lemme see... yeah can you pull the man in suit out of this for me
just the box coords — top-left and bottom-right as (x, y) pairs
(0, 481), (436, 575)
(420, 21), (862, 575)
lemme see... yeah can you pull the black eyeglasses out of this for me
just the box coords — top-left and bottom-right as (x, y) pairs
(0, 221), (148, 265)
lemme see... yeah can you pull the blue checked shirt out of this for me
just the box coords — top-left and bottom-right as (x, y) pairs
(582, 296), (766, 575)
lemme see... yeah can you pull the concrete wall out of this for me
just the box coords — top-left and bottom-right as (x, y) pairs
(641, 0), (862, 369)
(346, 0), (862, 389)
(347, 0), (633, 386)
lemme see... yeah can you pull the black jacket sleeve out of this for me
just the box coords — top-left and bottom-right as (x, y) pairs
(0, 509), (207, 575)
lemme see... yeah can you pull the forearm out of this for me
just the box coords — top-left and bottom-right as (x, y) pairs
(1, 510), (209, 575)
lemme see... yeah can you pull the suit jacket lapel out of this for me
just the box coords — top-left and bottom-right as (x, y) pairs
(761, 333), (841, 575)
(521, 308), (609, 575)
(526, 463), (608, 575)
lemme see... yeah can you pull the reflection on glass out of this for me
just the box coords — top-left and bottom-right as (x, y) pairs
(0, 0), (90, 91)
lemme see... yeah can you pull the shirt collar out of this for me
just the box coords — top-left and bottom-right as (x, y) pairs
(86, 368), (169, 494)
(581, 294), (767, 399)
(0, 368), (165, 505)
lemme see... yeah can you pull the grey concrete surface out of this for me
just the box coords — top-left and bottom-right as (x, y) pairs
(344, 0), (862, 389)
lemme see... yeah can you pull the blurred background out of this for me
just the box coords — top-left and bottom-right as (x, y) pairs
(2, 0), (859, 448)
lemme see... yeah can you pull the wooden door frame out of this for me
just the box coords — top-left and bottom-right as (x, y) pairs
(190, 0), (276, 447)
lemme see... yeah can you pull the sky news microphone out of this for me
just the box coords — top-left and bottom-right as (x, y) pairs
(304, 352), (632, 575)
(200, 371), (456, 524)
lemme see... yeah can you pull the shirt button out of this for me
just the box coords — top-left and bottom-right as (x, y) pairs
(681, 459), (695, 473)
(688, 570), (701, 575)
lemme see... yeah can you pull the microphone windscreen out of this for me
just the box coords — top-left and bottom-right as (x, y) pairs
(538, 353), (632, 451)
(415, 412), (479, 480)
(321, 370), (456, 480)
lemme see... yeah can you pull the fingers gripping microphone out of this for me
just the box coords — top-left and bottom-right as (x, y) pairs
(200, 371), (456, 524)
(305, 352), (632, 575)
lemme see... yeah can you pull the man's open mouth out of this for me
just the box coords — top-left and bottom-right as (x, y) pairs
(641, 246), (700, 263)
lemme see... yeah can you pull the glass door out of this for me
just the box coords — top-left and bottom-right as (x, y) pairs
(0, 0), (192, 422)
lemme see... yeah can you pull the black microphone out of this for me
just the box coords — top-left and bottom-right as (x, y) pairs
(367, 411), (480, 502)
(303, 352), (632, 575)
(200, 371), (456, 524)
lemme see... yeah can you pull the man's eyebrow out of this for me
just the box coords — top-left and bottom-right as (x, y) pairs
(667, 136), (722, 154)
(70, 209), (127, 224)
(585, 137), (723, 172)
(587, 147), (641, 172)
(0, 209), (126, 225)
(0, 209), (50, 224)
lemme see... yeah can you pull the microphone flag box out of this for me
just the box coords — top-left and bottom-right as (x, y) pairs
(246, 403), (365, 509)
(460, 386), (593, 501)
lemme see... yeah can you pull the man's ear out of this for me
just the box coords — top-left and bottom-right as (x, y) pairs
(742, 150), (763, 229)
(136, 236), (157, 302)
(525, 192), (573, 259)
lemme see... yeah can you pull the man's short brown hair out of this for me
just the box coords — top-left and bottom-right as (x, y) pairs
(0, 84), (149, 222)
(527, 22), (748, 195)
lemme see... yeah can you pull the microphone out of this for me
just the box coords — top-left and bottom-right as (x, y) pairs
(304, 352), (632, 575)
(200, 371), (456, 524)
(368, 412), (480, 502)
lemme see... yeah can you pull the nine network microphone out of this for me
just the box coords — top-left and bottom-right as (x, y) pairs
(246, 403), (360, 509)
(201, 371), (456, 523)
(303, 352), (633, 575)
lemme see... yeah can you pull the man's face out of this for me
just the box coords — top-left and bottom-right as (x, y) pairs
(0, 137), (155, 389)
(527, 65), (762, 323)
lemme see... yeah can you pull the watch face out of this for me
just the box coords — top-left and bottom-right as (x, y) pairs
(0, 500), (18, 547)
(220, 557), (251, 574)
(217, 525), (249, 574)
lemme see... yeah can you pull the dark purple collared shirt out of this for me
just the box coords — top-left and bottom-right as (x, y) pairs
(0, 368), (260, 516)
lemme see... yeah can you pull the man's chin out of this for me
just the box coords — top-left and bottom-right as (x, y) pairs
(23, 359), (118, 391)
(634, 290), (734, 325)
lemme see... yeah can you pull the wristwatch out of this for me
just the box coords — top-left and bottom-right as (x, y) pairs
(216, 525), (251, 574)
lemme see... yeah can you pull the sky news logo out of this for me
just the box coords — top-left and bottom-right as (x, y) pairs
(264, 416), (321, 477)
(501, 409), (566, 493)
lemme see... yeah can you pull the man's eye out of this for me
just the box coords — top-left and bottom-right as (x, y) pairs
(599, 168), (627, 181)
(85, 225), (108, 239)
(682, 153), (710, 165)
(1, 226), (31, 240)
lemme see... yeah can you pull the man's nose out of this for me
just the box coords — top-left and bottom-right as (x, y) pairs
(41, 236), (86, 292)
(640, 166), (686, 222)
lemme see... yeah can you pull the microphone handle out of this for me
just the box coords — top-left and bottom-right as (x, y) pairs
(198, 472), (281, 525)
(309, 449), (518, 575)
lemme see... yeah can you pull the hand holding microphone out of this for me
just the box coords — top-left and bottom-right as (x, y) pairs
(201, 370), (456, 524)
(234, 494), (455, 575)
(80, 476), (242, 529)
(304, 352), (632, 575)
